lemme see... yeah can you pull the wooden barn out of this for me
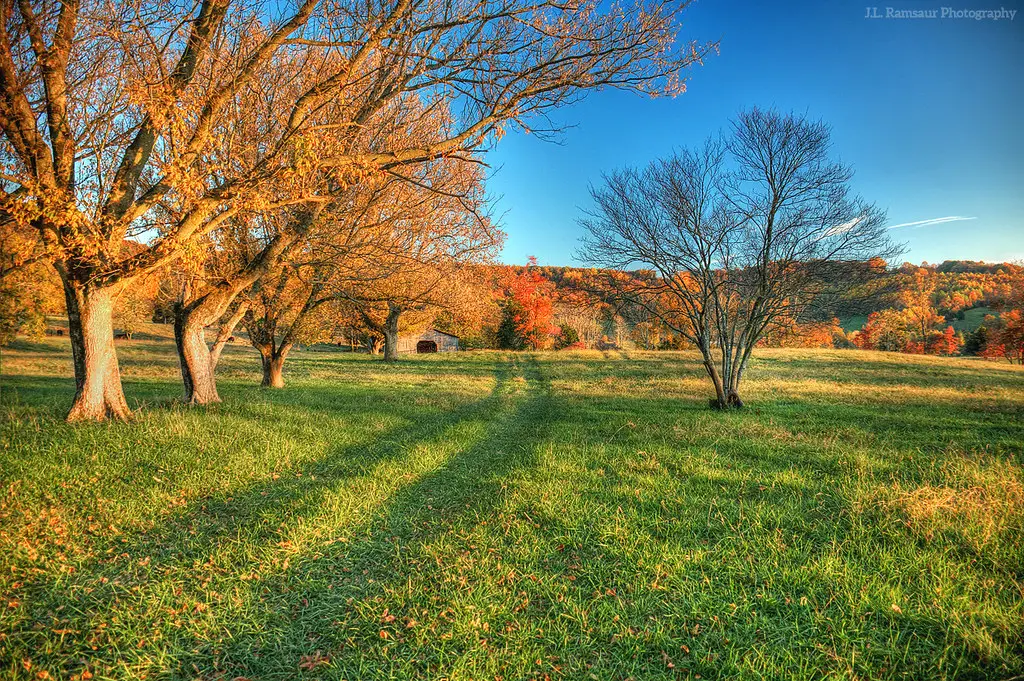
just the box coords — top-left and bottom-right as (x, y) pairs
(397, 328), (460, 354)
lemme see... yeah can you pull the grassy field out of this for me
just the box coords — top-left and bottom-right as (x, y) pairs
(952, 307), (995, 333)
(2, 326), (1023, 680)
(840, 306), (994, 335)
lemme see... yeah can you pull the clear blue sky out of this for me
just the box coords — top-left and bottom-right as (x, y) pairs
(486, 0), (1024, 267)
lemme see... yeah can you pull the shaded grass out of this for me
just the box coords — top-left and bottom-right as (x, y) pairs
(1, 328), (1023, 680)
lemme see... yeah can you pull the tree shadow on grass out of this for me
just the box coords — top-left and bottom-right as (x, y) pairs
(4, 352), (1023, 680)
(1, 355), (534, 677)
(185, 354), (557, 678)
(203, 357), (1021, 681)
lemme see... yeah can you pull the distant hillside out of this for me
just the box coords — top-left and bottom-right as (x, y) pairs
(498, 259), (1022, 325)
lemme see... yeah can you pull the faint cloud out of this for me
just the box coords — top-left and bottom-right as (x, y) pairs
(823, 217), (860, 237)
(887, 216), (977, 230)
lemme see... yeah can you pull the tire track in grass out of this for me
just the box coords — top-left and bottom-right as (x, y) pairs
(1, 355), (531, 680)
(187, 354), (556, 679)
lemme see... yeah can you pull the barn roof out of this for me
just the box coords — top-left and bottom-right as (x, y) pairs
(399, 327), (459, 340)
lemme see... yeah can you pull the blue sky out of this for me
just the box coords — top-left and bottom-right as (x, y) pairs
(486, 0), (1024, 267)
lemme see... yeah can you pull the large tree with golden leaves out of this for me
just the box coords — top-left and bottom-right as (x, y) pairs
(0, 0), (710, 420)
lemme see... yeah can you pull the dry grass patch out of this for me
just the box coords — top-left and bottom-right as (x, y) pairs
(875, 456), (1024, 550)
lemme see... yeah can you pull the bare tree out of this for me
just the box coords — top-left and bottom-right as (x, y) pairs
(0, 0), (712, 420)
(579, 109), (902, 408)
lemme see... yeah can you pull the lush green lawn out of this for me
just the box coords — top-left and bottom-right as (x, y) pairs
(952, 307), (995, 333)
(2, 328), (1023, 680)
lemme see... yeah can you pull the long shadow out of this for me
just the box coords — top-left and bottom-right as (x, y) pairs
(170, 354), (557, 678)
(273, 350), (508, 382)
(196, 353), (1021, 680)
(0, 361), (487, 426)
(0, 356), (523, 675)
(5, 351), (1023, 679)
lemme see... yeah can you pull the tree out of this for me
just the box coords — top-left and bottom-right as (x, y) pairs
(552, 284), (605, 348)
(760, 317), (842, 348)
(209, 299), (252, 372)
(963, 325), (989, 356)
(334, 164), (500, 362)
(430, 268), (502, 350)
(854, 309), (910, 352)
(629, 319), (664, 349)
(554, 323), (581, 350)
(243, 263), (334, 388)
(1, 0), (711, 420)
(496, 258), (556, 350)
(231, 166), (480, 387)
(991, 310), (1024, 364)
(929, 325), (960, 356)
(579, 109), (901, 408)
(899, 271), (945, 347)
(113, 274), (159, 340)
(0, 260), (61, 344)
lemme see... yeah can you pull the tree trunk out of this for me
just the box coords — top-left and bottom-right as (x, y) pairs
(174, 303), (220, 404)
(173, 231), (303, 404)
(704, 362), (728, 409)
(383, 303), (401, 362)
(726, 356), (746, 409)
(63, 282), (132, 422)
(698, 344), (728, 410)
(260, 349), (289, 388)
(210, 301), (250, 372)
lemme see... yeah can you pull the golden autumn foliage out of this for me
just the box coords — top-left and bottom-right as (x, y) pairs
(1, 0), (710, 419)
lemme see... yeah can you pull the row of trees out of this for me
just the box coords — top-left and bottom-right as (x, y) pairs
(1, 0), (712, 420)
(850, 264), (1024, 362)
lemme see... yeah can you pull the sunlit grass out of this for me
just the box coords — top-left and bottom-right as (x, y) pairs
(1, 327), (1022, 680)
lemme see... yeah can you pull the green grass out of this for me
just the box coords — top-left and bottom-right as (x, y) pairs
(841, 306), (994, 334)
(952, 307), (994, 333)
(2, 325), (1023, 680)
(839, 315), (868, 333)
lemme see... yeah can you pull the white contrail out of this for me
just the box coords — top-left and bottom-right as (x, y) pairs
(887, 216), (977, 230)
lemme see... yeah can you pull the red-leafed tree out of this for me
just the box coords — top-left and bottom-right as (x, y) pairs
(994, 309), (1024, 364)
(496, 257), (556, 350)
(981, 341), (1007, 361)
(929, 325), (960, 356)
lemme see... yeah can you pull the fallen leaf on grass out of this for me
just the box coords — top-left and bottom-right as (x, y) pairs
(299, 651), (330, 670)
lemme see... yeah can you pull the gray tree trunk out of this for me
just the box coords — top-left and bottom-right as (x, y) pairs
(383, 303), (402, 362)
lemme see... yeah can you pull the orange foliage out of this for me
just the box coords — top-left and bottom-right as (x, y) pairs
(760, 317), (841, 349)
(499, 257), (557, 349)
(928, 326), (960, 356)
(994, 309), (1024, 364)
